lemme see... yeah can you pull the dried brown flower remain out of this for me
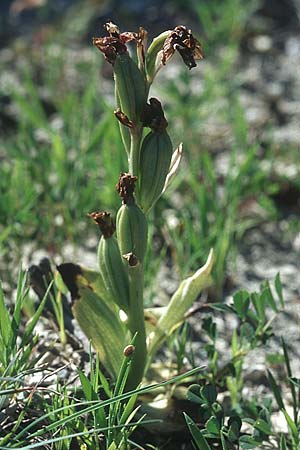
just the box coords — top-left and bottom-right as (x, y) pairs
(116, 172), (138, 204)
(141, 98), (168, 133)
(88, 211), (116, 238)
(93, 21), (147, 65)
(114, 109), (134, 128)
(162, 25), (204, 69)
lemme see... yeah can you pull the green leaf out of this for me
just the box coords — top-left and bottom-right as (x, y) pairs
(281, 338), (292, 377)
(78, 369), (94, 401)
(21, 282), (51, 346)
(187, 384), (202, 404)
(239, 435), (262, 449)
(184, 413), (212, 450)
(267, 370), (284, 410)
(73, 287), (126, 378)
(57, 264), (117, 313)
(231, 329), (238, 355)
(228, 416), (242, 439)
(289, 377), (300, 387)
(54, 270), (69, 295)
(210, 304), (235, 313)
(11, 271), (28, 348)
(202, 317), (217, 341)
(206, 417), (220, 435)
(220, 430), (229, 450)
(281, 338), (298, 416)
(79, 267), (112, 305)
(240, 323), (255, 342)
(0, 281), (11, 349)
(275, 273), (284, 308)
(99, 368), (112, 398)
(253, 418), (272, 436)
(280, 433), (287, 450)
(119, 393), (138, 425)
(250, 292), (265, 322)
(78, 368), (107, 429)
(282, 408), (298, 441)
(201, 384), (217, 405)
(261, 283), (278, 313)
(233, 290), (249, 318)
(149, 250), (214, 352)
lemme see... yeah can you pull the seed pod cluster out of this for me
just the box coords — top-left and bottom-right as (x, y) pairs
(89, 22), (205, 389)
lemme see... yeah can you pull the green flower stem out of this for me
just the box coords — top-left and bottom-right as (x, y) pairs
(128, 127), (142, 177)
(126, 262), (147, 390)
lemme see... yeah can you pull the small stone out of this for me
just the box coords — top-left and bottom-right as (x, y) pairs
(277, 100), (300, 116)
(54, 215), (64, 226)
(265, 82), (283, 100)
(273, 124), (300, 146)
(293, 233), (300, 252)
(252, 35), (272, 52)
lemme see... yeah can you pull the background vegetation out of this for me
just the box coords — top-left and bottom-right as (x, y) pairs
(2, 0), (299, 292)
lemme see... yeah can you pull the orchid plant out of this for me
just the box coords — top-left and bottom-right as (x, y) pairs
(57, 22), (213, 390)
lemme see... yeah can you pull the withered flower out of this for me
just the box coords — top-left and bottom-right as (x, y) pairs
(93, 35), (127, 64)
(135, 27), (148, 68)
(114, 109), (134, 128)
(88, 211), (116, 238)
(141, 98), (168, 133)
(162, 26), (204, 69)
(104, 21), (120, 37)
(116, 172), (138, 204)
(93, 21), (137, 64)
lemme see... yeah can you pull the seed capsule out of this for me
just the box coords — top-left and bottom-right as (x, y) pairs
(146, 30), (171, 83)
(93, 22), (147, 123)
(98, 235), (130, 313)
(116, 173), (148, 263)
(114, 53), (147, 123)
(116, 202), (148, 263)
(137, 130), (173, 214)
(90, 211), (130, 312)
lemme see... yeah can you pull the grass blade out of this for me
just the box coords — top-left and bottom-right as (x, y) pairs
(13, 366), (205, 441)
(184, 412), (211, 450)
(0, 281), (11, 351)
(275, 273), (284, 308)
(21, 282), (52, 346)
(267, 370), (284, 410)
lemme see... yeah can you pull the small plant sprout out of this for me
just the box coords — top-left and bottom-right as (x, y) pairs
(57, 22), (212, 390)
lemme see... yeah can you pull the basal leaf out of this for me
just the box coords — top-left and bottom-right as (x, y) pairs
(73, 287), (126, 379)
